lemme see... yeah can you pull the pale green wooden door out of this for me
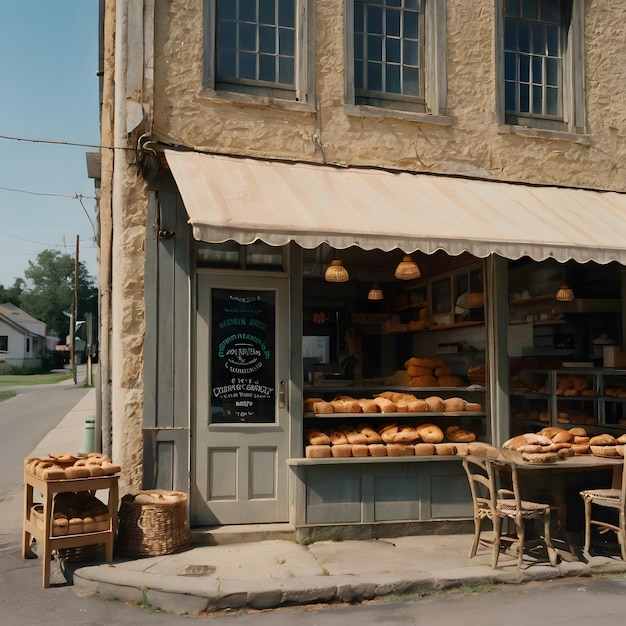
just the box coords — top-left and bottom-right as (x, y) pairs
(194, 272), (290, 524)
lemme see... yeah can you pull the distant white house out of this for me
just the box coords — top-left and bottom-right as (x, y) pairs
(0, 303), (47, 370)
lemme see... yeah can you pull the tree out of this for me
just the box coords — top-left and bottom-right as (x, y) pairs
(19, 249), (98, 338)
(0, 278), (25, 306)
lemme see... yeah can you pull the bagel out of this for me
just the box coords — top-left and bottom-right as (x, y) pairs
(445, 425), (476, 443)
(357, 424), (383, 443)
(325, 429), (349, 445)
(417, 423), (444, 443)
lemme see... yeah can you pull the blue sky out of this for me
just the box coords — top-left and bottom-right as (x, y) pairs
(0, 1), (100, 288)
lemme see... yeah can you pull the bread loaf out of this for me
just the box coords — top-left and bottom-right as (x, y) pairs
(413, 443), (436, 456)
(443, 397), (466, 412)
(351, 443), (369, 457)
(304, 397), (324, 412)
(425, 396), (445, 413)
(373, 397), (397, 413)
(330, 444), (353, 458)
(368, 443), (387, 457)
(357, 398), (379, 413)
(417, 423), (444, 443)
(305, 444), (331, 458)
(313, 401), (334, 414)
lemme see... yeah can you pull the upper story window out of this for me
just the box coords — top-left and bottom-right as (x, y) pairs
(0, 335), (7, 352)
(499, 0), (585, 134)
(204, 0), (313, 103)
(346, 0), (447, 116)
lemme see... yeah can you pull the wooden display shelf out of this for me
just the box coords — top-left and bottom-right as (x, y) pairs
(22, 471), (119, 588)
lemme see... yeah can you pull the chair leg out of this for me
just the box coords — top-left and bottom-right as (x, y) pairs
(469, 516), (482, 558)
(619, 511), (626, 562)
(543, 514), (558, 567)
(583, 499), (592, 554)
(492, 516), (503, 569)
(514, 520), (525, 570)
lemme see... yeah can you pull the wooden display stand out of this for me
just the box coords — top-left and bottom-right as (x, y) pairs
(22, 471), (119, 588)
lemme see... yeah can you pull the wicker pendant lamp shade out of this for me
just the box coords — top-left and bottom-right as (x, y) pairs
(556, 284), (575, 302)
(394, 255), (421, 280)
(324, 259), (349, 282)
(367, 283), (384, 300)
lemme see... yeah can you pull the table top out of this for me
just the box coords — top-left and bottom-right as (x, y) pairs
(505, 453), (623, 471)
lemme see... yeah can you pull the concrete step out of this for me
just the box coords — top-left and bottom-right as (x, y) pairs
(191, 523), (296, 546)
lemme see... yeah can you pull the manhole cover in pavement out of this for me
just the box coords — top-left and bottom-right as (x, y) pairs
(176, 564), (217, 577)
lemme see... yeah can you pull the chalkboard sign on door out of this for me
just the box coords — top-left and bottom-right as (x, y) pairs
(211, 288), (276, 423)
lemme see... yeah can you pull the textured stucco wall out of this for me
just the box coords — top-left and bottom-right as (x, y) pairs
(152, 0), (626, 190)
(109, 0), (626, 490)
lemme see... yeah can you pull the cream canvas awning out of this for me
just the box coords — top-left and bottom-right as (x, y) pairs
(164, 149), (626, 265)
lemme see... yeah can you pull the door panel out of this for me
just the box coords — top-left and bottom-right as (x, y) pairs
(194, 273), (290, 525)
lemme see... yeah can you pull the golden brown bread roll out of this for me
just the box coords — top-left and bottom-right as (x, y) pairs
(454, 442), (470, 456)
(571, 443), (590, 455)
(407, 366), (434, 378)
(434, 366), (452, 377)
(325, 429), (349, 445)
(304, 397), (324, 412)
(395, 399), (410, 413)
(437, 375), (464, 387)
(387, 443), (414, 457)
(413, 443), (436, 456)
(443, 397), (466, 412)
(358, 424), (383, 443)
(417, 423), (444, 443)
(313, 401), (334, 414)
(393, 428), (419, 443)
(331, 399), (361, 413)
(351, 444), (369, 457)
(468, 443), (500, 458)
(407, 398), (428, 412)
(410, 375), (438, 387)
(425, 396), (445, 413)
(589, 434), (618, 446)
(305, 445), (331, 459)
(338, 425), (368, 444)
(434, 443), (457, 456)
(306, 429), (331, 445)
(330, 444), (353, 458)
(357, 398), (379, 413)
(465, 402), (483, 412)
(368, 443), (387, 457)
(373, 397), (397, 413)
(445, 425), (476, 443)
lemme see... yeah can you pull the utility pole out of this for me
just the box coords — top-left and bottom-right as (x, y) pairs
(73, 235), (79, 385)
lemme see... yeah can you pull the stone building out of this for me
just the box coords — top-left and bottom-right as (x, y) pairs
(97, 1), (626, 534)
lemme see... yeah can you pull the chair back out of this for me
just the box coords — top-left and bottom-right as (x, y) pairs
(490, 457), (523, 510)
(462, 455), (497, 518)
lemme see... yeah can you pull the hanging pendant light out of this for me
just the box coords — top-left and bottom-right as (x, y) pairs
(324, 259), (349, 282)
(556, 284), (575, 302)
(394, 255), (421, 280)
(367, 283), (384, 300)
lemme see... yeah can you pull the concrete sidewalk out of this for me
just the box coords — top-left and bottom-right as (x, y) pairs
(33, 385), (626, 616)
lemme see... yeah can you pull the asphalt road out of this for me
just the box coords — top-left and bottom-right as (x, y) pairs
(1, 381), (626, 625)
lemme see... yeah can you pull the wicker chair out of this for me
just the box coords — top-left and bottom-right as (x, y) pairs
(580, 460), (626, 560)
(463, 455), (558, 569)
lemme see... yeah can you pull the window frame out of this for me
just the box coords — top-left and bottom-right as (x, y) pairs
(345, 0), (447, 117)
(496, 0), (585, 135)
(0, 335), (7, 352)
(204, 0), (314, 104)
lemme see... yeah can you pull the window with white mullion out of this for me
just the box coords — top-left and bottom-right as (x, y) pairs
(354, 0), (424, 104)
(503, 0), (570, 125)
(217, 0), (295, 89)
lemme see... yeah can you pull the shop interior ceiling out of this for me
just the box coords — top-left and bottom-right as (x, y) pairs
(304, 247), (621, 298)
(302, 245), (475, 284)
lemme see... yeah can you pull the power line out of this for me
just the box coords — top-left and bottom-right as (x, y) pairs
(0, 133), (133, 151)
(0, 186), (96, 200)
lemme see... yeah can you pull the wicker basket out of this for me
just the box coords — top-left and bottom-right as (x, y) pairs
(117, 490), (193, 558)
